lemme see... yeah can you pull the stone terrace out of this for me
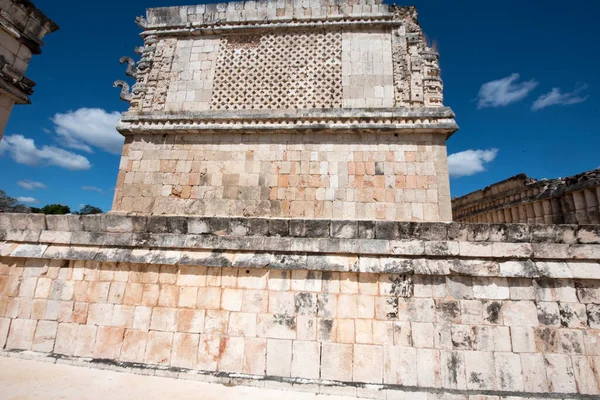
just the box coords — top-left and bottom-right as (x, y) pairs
(1, 213), (600, 398)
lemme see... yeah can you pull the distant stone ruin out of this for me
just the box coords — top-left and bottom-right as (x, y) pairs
(453, 168), (600, 224)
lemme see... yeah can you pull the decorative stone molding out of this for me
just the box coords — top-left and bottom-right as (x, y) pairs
(117, 108), (458, 136)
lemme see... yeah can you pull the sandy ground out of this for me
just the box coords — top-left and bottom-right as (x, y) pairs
(0, 357), (350, 400)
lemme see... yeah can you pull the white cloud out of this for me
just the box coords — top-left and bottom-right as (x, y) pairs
(51, 108), (124, 154)
(532, 84), (590, 111)
(16, 196), (39, 204)
(81, 185), (103, 193)
(448, 149), (499, 178)
(0, 134), (91, 170)
(17, 180), (47, 190)
(477, 73), (538, 108)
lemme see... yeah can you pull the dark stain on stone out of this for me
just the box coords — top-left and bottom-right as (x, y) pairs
(521, 260), (539, 277)
(437, 300), (460, 321)
(389, 274), (412, 296)
(393, 323), (412, 346)
(484, 302), (501, 324)
(319, 319), (334, 339)
(273, 314), (296, 330)
(544, 357), (551, 367)
(316, 294), (331, 317)
(537, 327), (558, 353)
(386, 297), (399, 320)
(558, 303), (574, 328)
(561, 332), (583, 354)
(498, 369), (511, 390)
(447, 352), (461, 384)
(537, 304), (559, 326)
(429, 242), (450, 255)
(451, 328), (472, 350)
(50, 280), (65, 299)
(586, 304), (600, 326)
(469, 372), (483, 387)
(294, 292), (315, 315)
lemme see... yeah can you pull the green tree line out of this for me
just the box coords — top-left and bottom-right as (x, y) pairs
(0, 190), (102, 215)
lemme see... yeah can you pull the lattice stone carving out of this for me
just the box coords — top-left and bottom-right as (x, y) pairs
(211, 31), (343, 110)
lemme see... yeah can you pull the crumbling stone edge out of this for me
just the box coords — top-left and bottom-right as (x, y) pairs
(2, 214), (599, 243)
(1, 214), (599, 278)
(1, 349), (596, 399)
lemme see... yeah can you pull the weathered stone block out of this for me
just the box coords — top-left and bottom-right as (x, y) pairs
(544, 354), (576, 393)
(558, 302), (588, 328)
(144, 330), (173, 365)
(464, 351), (495, 390)
(120, 329), (148, 362)
(353, 344), (383, 383)
(266, 338), (292, 377)
(291, 340), (320, 379)
(520, 353), (549, 392)
(150, 307), (178, 331)
(73, 324), (97, 357)
(53, 322), (77, 355)
(331, 221), (358, 239)
(94, 326), (125, 359)
(321, 342), (353, 381)
(416, 348), (441, 388)
(440, 351), (466, 389)
(502, 301), (538, 326)
(171, 332), (199, 368)
(32, 320), (57, 353)
(383, 346), (417, 386)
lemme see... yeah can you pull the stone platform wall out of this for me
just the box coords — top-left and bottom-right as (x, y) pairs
(113, 131), (451, 221)
(1, 214), (600, 399)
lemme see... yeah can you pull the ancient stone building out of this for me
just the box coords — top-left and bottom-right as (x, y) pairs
(0, 1), (599, 399)
(111, 0), (458, 221)
(0, 0), (58, 139)
(453, 169), (600, 225)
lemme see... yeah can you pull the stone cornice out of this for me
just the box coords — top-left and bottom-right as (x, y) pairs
(3, 214), (597, 244)
(0, 214), (599, 277)
(117, 108), (459, 137)
(0, 2), (59, 55)
(141, 17), (401, 37)
(0, 76), (30, 104)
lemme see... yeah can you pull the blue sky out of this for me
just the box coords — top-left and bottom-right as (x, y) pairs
(0, 0), (598, 212)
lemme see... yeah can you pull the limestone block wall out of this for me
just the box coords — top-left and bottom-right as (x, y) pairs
(453, 170), (600, 225)
(342, 31), (394, 108)
(112, 131), (452, 221)
(1, 214), (600, 398)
